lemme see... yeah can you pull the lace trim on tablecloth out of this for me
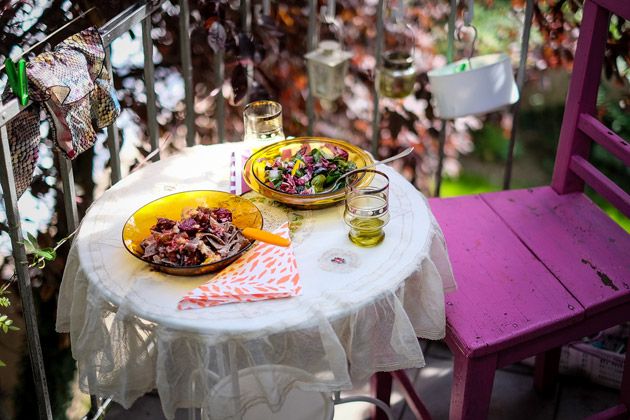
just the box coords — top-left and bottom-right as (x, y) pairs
(57, 225), (449, 420)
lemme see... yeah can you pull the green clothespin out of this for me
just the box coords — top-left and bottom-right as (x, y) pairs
(3, 58), (28, 106)
(4, 58), (19, 97)
(17, 59), (28, 105)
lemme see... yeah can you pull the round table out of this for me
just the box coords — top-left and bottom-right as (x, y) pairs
(56, 143), (455, 420)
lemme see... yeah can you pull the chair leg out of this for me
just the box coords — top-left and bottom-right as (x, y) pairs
(450, 353), (497, 420)
(534, 347), (562, 396)
(392, 370), (432, 420)
(371, 372), (393, 420)
(620, 334), (630, 409)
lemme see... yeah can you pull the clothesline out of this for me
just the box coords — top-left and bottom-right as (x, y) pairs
(0, 1), (166, 127)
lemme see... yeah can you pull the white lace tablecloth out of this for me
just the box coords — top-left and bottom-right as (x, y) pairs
(56, 143), (455, 420)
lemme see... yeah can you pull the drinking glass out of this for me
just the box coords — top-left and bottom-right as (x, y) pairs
(343, 170), (390, 247)
(243, 100), (285, 145)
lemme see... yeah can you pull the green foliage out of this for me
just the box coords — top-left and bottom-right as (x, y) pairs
(23, 233), (57, 269)
(0, 283), (19, 368)
(441, 172), (500, 197)
(0, 314), (19, 333)
(592, 82), (630, 192)
(472, 123), (521, 162)
(471, 2), (527, 56)
(587, 189), (630, 233)
(0, 229), (74, 370)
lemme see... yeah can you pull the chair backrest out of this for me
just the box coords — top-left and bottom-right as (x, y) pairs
(552, 0), (630, 218)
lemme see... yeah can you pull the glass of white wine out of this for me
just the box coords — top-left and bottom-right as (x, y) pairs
(243, 100), (285, 146)
(343, 170), (390, 247)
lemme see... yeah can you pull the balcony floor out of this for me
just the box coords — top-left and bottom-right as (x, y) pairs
(102, 340), (619, 420)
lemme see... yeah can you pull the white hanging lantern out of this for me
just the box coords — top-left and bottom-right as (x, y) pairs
(305, 40), (353, 102)
(305, 4), (353, 103)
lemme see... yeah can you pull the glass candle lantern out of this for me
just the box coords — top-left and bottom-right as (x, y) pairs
(377, 18), (417, 99)
(305, 40), (353, 101)
(377, 50), (416, 99)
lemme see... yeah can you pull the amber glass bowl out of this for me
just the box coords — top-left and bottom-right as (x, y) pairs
(122, 190), (263, 276)
(243, 137), (374, 209)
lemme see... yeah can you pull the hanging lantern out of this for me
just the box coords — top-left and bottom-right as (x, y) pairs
(305, 5), (353, 103)
(376, 7), (417, 99)
(305, 40), (353, 102)
(377, 49), (416, 99)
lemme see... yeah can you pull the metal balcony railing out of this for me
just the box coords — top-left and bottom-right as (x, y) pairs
(0, 0), (534, 418)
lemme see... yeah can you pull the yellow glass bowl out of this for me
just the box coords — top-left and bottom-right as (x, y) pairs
(122, 190), (263, 276)
(243, 137), (374, 209)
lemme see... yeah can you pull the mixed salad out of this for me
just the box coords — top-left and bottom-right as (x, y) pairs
(140, 206), (250, 267)
(262, 143), (357, 195)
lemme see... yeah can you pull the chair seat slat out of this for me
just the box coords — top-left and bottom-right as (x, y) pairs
(569, 155), (630, 218)
(578, 113), (630, 167)
(429, 195), (584, 358)
(483, 187), (630, 317)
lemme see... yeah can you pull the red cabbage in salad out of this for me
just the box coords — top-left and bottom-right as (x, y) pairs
(140, 207), (250, 267)
(262, 143), (357, 195)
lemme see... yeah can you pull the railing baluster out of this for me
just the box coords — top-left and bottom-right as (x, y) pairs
(306, 0), (317, 136)
(57, 154), (79, 233)
(327, 0), (336, 17)
(240, 0), (252, 104)
(434, 121), (448, 196)
(447, 0), (457, 63)
(179, 0), (196, 147)
(105, 52), (123, 184)
(503, 0), (534, 190)
(214, 51), (226, 143)
(0, 116), (52, 420)
(142, 15), (160, 161)
(240, 0), (251, 32)
(262, 0), (271, 16)
(370, 0), (385, 157)
(434, 0), (458, 197)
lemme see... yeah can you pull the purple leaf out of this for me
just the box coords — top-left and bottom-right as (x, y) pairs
(238, 33), (255, 59)
(231, 63), (248, 104)
(208, 21), (226, 53)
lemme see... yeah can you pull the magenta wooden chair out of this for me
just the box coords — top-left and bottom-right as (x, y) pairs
(373, 0), (630, 419)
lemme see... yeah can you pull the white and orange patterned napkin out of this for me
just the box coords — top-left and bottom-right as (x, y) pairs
(178, 223), (301, 310)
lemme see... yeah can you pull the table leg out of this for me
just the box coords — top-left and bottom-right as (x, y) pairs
(228, 341), (242, 420)
(189, 379), (196, 420)
(392, 370), (432, 420)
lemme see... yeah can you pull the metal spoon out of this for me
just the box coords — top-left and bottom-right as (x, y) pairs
(320, 146), (414, 194)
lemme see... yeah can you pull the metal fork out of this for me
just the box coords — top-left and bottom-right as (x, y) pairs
(321, 146), (414, 194)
